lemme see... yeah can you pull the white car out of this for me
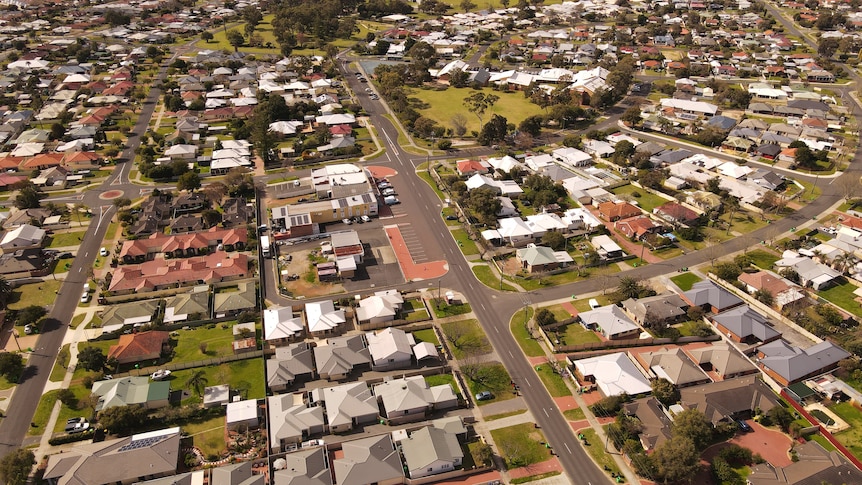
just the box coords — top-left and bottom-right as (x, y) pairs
(99, 247), (108, 257)
(377, 182), (392, 190)
(151, 369), (171, 381)
(360, 215), (371, 223)
(342, 218), (353, 225)
(384, 196), (400, 205)
(382, 188), (397, 196)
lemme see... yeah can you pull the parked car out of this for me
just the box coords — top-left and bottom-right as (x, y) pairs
(23, 324), (34, 335)
(99, 247), (108, 257)
(68, 422), (90, 434)
(384, 196), (400, 205)
(737, 419), (752, 433)
(151, 369), (171, 381)
(377, 182), (392, 189)
(381, 188), (397, 196)
(80, 291), (90, 303)
(342, 218), (353, 225)
(475, 391), (493, 401)
(445, 215), (458, 221)
(360, 215), (371, 223)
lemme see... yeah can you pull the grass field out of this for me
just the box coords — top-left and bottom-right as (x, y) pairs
(424, 373), (460, 398)
(509, 307), (543, 357)
(819, 279), (862, 319)
(433, 300), (473, 319)
(564, 407), (586, 421)
(747, 249), (781, 270)
(182, 414), (227, 458)
(50, 344), (71, 382)
(48, 231), (86, 248)
(534, 364), (570, 397)
(510, 264), (620, 291)
(464, 362), (515, 405)
(473, 264), (516, 291)
(542, 304), (575, 322)
(559, 323), (602, 346)
(486, 409), (527, 421)
(584, 428), (623, 478)
(451, 228), (480, 256)
(610, 184), (669, 212)
(670, 272), (702, 291)
(170, 324), (241, 364)
(7, 280), (62, 310)
(441, 319), (490, 359)
(412, 328), (439, 346)
(409, 87), (543, 135)
(830, 402), (862, 457)
(168, 358), (265, 405)
(570, 296), (612, 313)
(491, 423), (552, 468)
(30, 390), (59, 435)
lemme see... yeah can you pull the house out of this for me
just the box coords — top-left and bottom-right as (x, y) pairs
(616, 216), (661, 241)
(660, 98), (719, 118)
(44, 428), (181, 485)
(355, 290), (403, 329)
(622, 397), (672, 451)
(91, 376), (170, 412)
(738, 271), (806, 310)
(107, 330), (170, 365)
(654, 202), (699, 226)
(0, 248), (51, 278)
(3, 209), (51, 229)
(494, 217), (536, 247)
(305, 300), (346, 336)
(578, 305), (641, 340)
(682, 281), (744, 314)
(637, 347), (710, 387)
(572, 352), (652, 397)
(456, 159), (491, 176)
(311, 382), (379, 433)
(0, 224), (45, 253)
(313, 335), (370, 381)
(373, 376), (457, 423)
(756, 340), (850, 386)
(774, 254), (841, 290)
(748, 441), (862, 485)
(591, 234), (624, 260)
(267, 342), (316, 392)
(679, 375), (780, 424)
(109, 252), (249, 294)
(598, 201), (642, 221)
(213, 282), (257, 317)
(686, 341), (758, 379)
(221, 198), (253, 227)
(118, 227), (247, 263)
(271, 447), (332, 485)
(170, 214), (204, 234)
(163, 286), (210, 323)
(401, 426), (463, 479)
(267, 393), (326, 453)
(226, 399), (260, 431)
(366, 327), (414, 370)
(332, 434), (403, 485)
(264, 306), (305, 346)
(552, 147), (593, 167)
(622, 294), (688, 327)
(712, 305), (782, 345)
(100, 300), (160, 331)
(516, 245), (573, 273)
(211, 461), (265, 485)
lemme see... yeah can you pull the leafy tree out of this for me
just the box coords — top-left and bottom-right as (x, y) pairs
(13, 182), (44, 209)
(616, 276), (649, 301)
(77, 346), (107, 372)
(541, 231), (566, 251)
(706, 176), (723, 194)
(652, 378), (680, 407)
(449, 68), (470, 88)
(766, 406), (793, 432)
(57, 388), (78, 408)
(477, 114), (508, 146)
(463, 187), (501, 225)
(518, 115), (543, 137)
(97, 405), (148, 436)
(672, 408), (713, 450)
(621, 105), (643, 126)
(15, 305), (45, 327)
(0, 448), (35, 485)
(201, 209), (222, 228)
(535, 308), (556, 327)
(0, 353), (23, 382)
(754, 289), (774, 306)
(651, 436), (701, 483)
(611, 140), (635, 165)
(463, 92), (499, 128)
(226, 30), (245, 52)
(186, 369), (209, 397)
(590, 393), (629, 416)
(177, 172), (201, 192)
(713, 261), (742, 281)
(201, 31), (213, 43)
(0, 276), (11, 310)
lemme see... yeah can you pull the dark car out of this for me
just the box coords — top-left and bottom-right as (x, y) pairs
(445, 215), (458, 221)
(737, 419), (752, 433)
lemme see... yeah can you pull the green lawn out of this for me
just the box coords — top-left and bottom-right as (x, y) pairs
(473, 264), (516, 291)
(808, 433), (838, 452)
(819, 279), (862, 319)
(490, 423), (552, 468)
(424, 374), (460, 398)
(570, 296), (612, 313)
(416, 168), (447, 200)
(584, 428), (623, 479)
(171, 324), (245, 364)
(748, 249), (781, 270)
(409, 87), (543, 136)
(441, 319), (490, 359)
(464, 363), (516, 405)
(50, 344), (71, 382)
(432, 300), (473, 318)
(564, 408), (586, 421)
(534, 364), (570, 397)
(7, 280), (62, 310)
(485, 409), (528, 421)
(29, 390), (59, 435)
(509, 307), (543, 357)
(723, 210), (771, 235)
(48, 231), (86, 248)
(510, 264), (621, 291)
(559, 323), (602, 346)
(542, 304), (576, 322)
(451, 229), (480, 256)
(412, 328), (439, 346)
(54, 385), (96, 433)
(182, 414), (228, 458)
(610, 184), (669, 212)
(670, 272), (702, 291)
(829, 402), (862, 458)
(168, 358), (265, 405)
(678, 320), (714, 337)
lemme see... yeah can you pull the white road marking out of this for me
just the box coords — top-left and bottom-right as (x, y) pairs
(494, 326), (500, 333)
(543, 408), (549, 417)
(480, 303), (487, 311)
(564, 443), (572, 454)
(508, 350), (514, 358)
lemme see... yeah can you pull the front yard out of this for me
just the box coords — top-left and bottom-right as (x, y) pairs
(490, 423), (553, 468)
(463, 362), (516, 405)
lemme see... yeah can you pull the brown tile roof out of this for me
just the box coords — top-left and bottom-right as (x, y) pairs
(108, 330), (169, 363)
(109, 251), (248, 292)
(118, 227), (247, 259)
(738, 271), (791, 295)
(598, 201), (642, 220)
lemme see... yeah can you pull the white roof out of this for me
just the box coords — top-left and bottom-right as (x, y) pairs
(366, 327), (415, 363)
(717, 161), (753, 179)
(591, 234), (622, 252)
(226, 399), (258, 424)
(305, 300), (345, 333)
(660, 98), (719, 115)
(574, 352), (652, 396)
(578, 305), (640, 338)
(316, 113), (356, 125)
(413, 342), (439, 360)
(498, 217), (535, 238)
(552, 147), (592, 166)
(0, 224), (45, 246)
(264, 306), (304, 341)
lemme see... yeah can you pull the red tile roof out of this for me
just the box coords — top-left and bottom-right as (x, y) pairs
(23, 152), (64, 169)
(738, 271), (791, 295)
(109, 251), (248, 292)
(598, 201), (642, 220)
(118, 227), (247, 259)
(108, 331), (169, 363)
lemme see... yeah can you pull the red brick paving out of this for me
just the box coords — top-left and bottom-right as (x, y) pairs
(366, 165), (398, 179)
(507, 457), (564, 479)
(559, 301), (578, 318)
(554, 396), (579, 412)
(569, 420), (589, 430)
(528, 356), (548, 365)
(384, 225), (448, 281)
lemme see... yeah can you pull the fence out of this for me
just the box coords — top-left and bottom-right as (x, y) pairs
(780, 389), (862, 471)
(560, 335), (721, 357)
(113, 351), (265, 379)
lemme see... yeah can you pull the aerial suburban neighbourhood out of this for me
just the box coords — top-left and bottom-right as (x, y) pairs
(3, 0), (862, 484)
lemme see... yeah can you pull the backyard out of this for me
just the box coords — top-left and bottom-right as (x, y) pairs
(610, 184), (670, 212)
(819, 279), (862, 319)
(7, 281), (62, 310)
(829, 401), (862, 458)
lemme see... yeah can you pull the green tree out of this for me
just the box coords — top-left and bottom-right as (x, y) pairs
(449, 68), (470, 88)
(97, 405), (148, 436)
(651, 436), (701, 483)
(766, 406), (794, 432)
(0, 448), (35, 485)
(534, 308), (557, 327)
(463, 187), (501, 225)
(612, 140), (635, 166)
(0, 353), (24, 382)
(226, 30), (245, 52)
(518, 115), (543, 137)
(616, 276), (649, 301)
(16, 305), (45, 327)
(201, 31), (213, 43)
(463, 92), (500, 128)
(477, 114), (508, 146)
(77, 346), (107, 372)
(13, 182), (44, 209)
(0, 276), (11, 310)
(621, 104), (643, 126)
(652, 378), (680, 407)
(672, 408), (713, 450)
(177, 172), (201, 192)
(754, 289), (774, 306)
(186, 369), (209, 397)
(541, 231), (566, 251)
